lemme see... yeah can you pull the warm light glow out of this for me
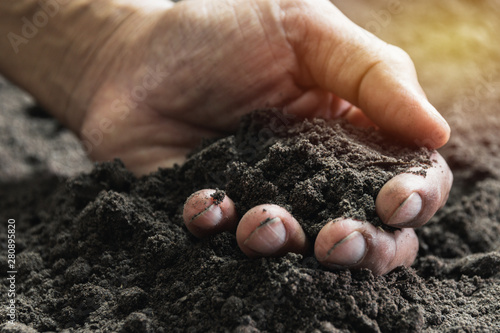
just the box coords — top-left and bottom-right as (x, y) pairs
(333, 0), (500, 120)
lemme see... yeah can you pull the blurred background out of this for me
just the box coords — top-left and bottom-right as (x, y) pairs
(333, 0), (500, 114)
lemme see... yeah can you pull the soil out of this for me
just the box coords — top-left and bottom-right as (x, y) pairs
(188, 110), (432, 237)
(1, 1), (500, 332)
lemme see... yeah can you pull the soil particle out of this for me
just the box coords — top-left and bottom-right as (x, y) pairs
(210, 189), (226, 205)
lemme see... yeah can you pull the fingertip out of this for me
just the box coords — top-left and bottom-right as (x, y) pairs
(377, 152), (453, 228)
(314, 218), (367, 268)
(183, 189), (237, 238)
(242, 216), (287, 257)
(315, 218), (419, 275)
(183, 190), (214, 225)
(414, 99), (451, 149)
(236, 204), (308, 257)
(376, 177), (423, 228)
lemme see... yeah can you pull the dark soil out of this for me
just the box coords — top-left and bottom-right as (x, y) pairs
(187, 110), (431, 238)
(1, 86), (500, 333)
(2, 1), (500, 332)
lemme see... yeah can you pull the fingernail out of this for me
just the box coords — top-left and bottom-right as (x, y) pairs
(244, 217), (286, 255)
(188, 204), (222, 230)
(425, 100), (450, 129)
(387, 192), (422, 227)
(433, 108), (448, 127)
(322, 231), (366, 267)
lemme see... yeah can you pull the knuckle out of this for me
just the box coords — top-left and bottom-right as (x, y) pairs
(386, 44), (413, 64)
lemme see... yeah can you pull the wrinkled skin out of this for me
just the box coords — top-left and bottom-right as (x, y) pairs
(75, 0), (453, 275)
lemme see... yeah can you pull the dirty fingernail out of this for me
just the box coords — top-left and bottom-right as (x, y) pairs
(244, 217), (286, 255)
(322, 231), (366, 267)
(387, 192), (422, 227)
(188, 204), (223, 230)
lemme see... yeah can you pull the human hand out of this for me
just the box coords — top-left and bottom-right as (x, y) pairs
(47, 0), (453, 274)
(160, 0), (450, 275)
(78, 0), (450, 172)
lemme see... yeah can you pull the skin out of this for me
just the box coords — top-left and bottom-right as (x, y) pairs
(0, 0), (453, 275)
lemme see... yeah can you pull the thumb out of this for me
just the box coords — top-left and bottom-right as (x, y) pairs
(281, 0), (450, 148)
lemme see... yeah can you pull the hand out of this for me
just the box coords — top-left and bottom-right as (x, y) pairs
(77, 0), (450, 174)
(84, 0), (452, 275)
(163, 0), (449, 275)
(1, 0), (453, 275)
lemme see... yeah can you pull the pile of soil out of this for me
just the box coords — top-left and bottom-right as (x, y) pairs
(186, 110), (431, 237)
(1, 87), (500, 332)
(1, 1), (500, 332)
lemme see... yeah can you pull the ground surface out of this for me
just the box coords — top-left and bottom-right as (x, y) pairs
(1, 0), (500, 332)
